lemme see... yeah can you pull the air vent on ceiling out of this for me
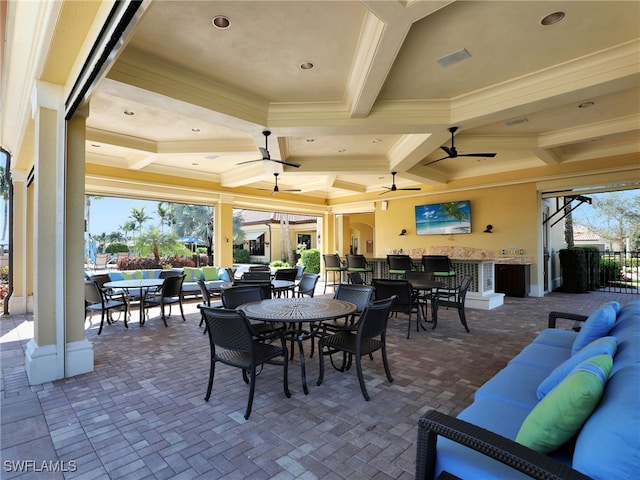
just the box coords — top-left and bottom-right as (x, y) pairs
(436, 48), (472, 68)
(505, 117), (529, 127)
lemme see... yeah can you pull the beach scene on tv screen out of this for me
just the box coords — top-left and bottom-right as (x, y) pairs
(415, 201), (471, 235)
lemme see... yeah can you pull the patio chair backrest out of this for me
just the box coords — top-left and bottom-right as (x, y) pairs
(346, 254), (370, 270)
(334, 284), (375, 314)
(197, 278), (211, 306)
(387, 254), (413, 272)
(372, 278), (412, 310)
(357, 296), (396, 340)
(161, 274), (185, 298)
(323, 253), (343, 269)
(274, 268), (297, 282)
(242, 271), (271, 281)
(297, 273), (319, 297)
(202, 307), (254, 352)
(222, 285), (266, 309)
(84, 280), (105, 305)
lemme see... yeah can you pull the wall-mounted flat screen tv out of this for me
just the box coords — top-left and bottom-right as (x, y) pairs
(415, 200), (471, 235)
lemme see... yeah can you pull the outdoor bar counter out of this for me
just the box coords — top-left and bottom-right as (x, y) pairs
(363, 247), (534, 310)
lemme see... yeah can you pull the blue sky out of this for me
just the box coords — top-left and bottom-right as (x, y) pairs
(87, 196), (160, 237)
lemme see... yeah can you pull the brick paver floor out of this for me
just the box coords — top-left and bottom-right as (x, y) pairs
(1, 286), (636, 479)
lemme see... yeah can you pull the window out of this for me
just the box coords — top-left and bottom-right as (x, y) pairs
(250, 234), (265, 255)
(297, 234), (311, 250)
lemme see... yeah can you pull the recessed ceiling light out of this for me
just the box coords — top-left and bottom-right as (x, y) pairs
(192, 162), (199, 166)
(338, 149), (346, 153)
(91, 144), (100, 148)
(300, 62), (314, 70)
(541, 11), (565, 26)
(306, 138), (315, 142)
(212, 15), (230, 29)
(123, 110), (134, 116)
(191, 128), (200, 132)
(372, 139), (382, 143)
(578, 101), (595, 109)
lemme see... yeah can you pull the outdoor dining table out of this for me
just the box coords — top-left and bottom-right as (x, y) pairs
(406, 276), (445, 326)
(239, 296), (357, 394)
(103, 278), (165, 326)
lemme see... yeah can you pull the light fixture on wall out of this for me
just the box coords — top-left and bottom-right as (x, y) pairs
(483, 224), (493, 233)
(399, 229), (407, 236)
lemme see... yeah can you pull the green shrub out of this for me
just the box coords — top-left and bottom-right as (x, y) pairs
(600, 257), (621, 285)
(233, 248), (250, 263)
(105, 242), (129, 254)
(0, 266), (8, 282)
(300, 249), (320, 274)
(270, 260), (291, 269)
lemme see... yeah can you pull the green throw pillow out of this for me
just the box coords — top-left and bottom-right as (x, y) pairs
(121, 271), (138, 280)
(516, 354), (612, 454)
(201, 267), (219, 281)
(183, 267), (199, 282)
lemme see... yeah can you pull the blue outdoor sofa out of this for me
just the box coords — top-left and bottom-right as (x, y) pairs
(104, 266), (229, 297)
(416, 300), (640, 480)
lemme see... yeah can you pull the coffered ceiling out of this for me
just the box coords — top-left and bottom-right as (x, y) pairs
(66, 1), (640, 199)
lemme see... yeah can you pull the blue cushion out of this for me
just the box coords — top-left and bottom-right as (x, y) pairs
(108, 271), (124, 281)
(571, 302), (619, 354)
(218, 268), (230, 282)
(573, 365), (640, 479)
(537, 336), (618, 400)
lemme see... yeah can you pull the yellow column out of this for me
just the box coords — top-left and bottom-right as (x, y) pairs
(214, 195), (234, 268)
(25, 81), (66, 384)
(7, 170), (30, 313)
(65, 105), (94, 377)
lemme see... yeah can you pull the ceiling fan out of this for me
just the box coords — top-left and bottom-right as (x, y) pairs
(380, 172), (421, 195)
(423, 126), (496, 167)
(237, 130), (301, 168)
(266, 173), (301, 195)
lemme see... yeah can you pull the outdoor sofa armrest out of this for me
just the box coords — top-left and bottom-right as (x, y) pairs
(416, 410), (591, 480)
(547, 311), (589, 329)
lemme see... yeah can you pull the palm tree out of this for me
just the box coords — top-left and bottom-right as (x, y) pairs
(129, 207), (151, 238)
(94, 232), (108, 253)
(439, 202), (469, 223)
(119, 220), (137, 243)
(157, 201), (174, 233)
(232, 211), (246, 246)
(84, 195), (103, 237)
(135, 228), (178, 261)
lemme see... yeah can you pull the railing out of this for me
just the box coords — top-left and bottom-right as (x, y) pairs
(596, 249), (640, 295)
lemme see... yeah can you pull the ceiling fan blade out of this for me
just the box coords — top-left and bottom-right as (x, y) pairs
(236, 159), (262, 165)
(458, 153), (497, 158)
(269, 158), (301, 168)
(423, 155), (450, 167)
(399, 187), (421, 191)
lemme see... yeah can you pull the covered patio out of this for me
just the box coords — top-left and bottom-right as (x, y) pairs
(1, 289), (633, 479)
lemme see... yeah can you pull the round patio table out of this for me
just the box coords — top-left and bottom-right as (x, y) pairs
(239, 297), (356, 394)
(104, 279), (164, 325)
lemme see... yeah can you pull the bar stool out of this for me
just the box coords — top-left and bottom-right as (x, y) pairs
(346, 254), (374, 284)
(387, 254), (416, 278)
(322, 253), (346, 293)
(421, 255), (457, 287)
